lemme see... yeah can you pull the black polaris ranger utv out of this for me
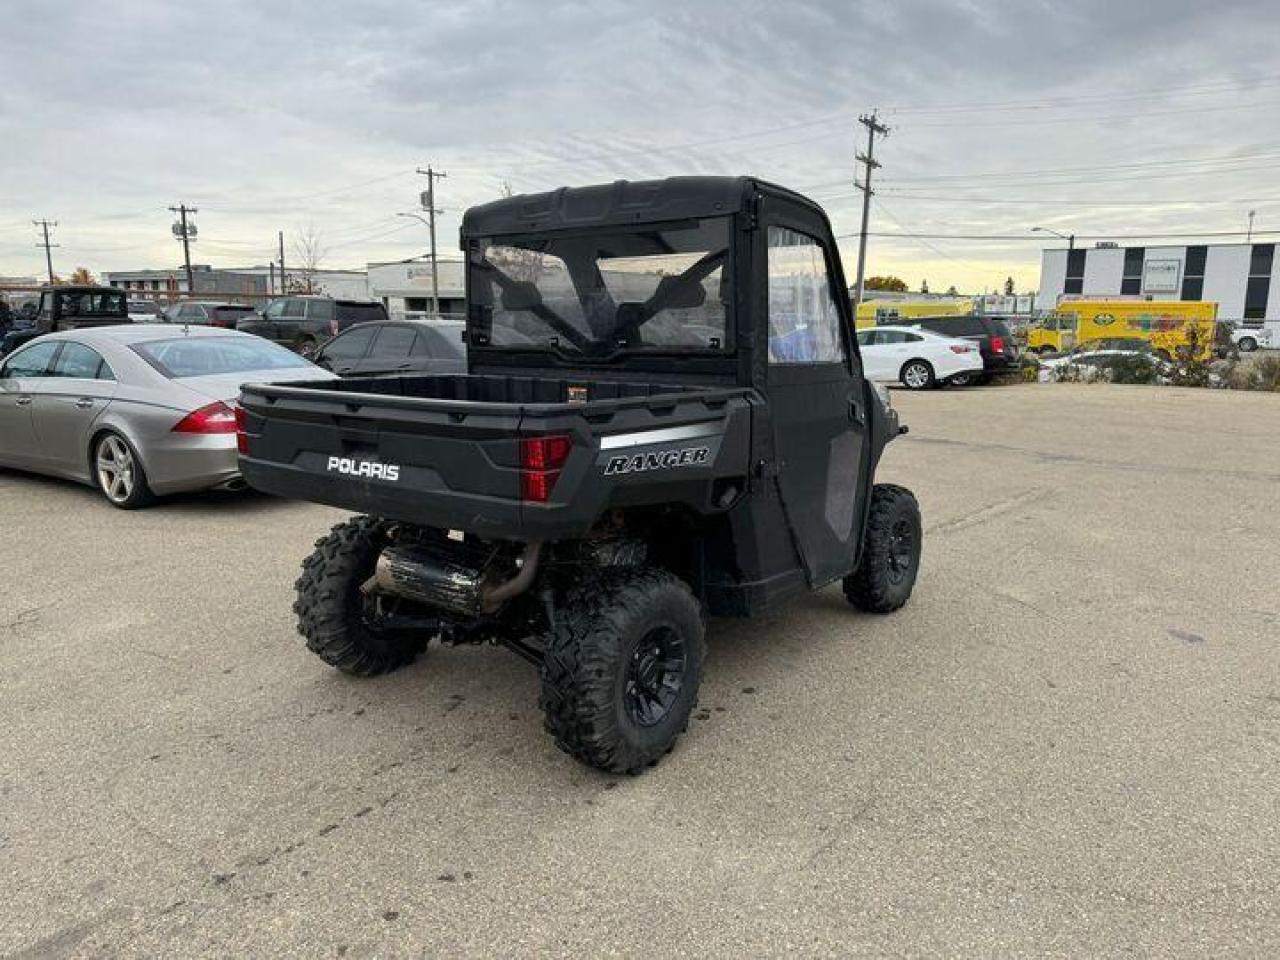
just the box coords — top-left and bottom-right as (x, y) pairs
(238, 177), (922, 774)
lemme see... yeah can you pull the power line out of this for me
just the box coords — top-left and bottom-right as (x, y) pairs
(904, 97), (1280, 129)
(883, 75), (1280, 115)
(839, 228), (1280, 241)
(872, 192), (1280, 206)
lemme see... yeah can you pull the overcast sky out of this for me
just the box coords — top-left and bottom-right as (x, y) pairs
(3, 0), (1279, 293)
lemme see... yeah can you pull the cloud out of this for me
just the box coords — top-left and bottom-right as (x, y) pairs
(2, 0), (1279, 292)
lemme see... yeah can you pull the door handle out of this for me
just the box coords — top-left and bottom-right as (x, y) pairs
(15, 396), (32, 407)
(75, 398), (95, 409)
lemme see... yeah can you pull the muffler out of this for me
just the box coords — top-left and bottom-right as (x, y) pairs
(364, 540), (542, 617)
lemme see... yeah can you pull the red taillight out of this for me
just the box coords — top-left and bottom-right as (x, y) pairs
(234, 405), (249, 454)
(520, 434), (572, 503)
(173, 401), (237, 435)
(990, 335), (1006, 353)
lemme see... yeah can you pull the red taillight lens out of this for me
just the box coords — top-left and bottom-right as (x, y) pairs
(520, 434), (572, 503)
(234, 405), (249, 454)
(173, 401), (237, 435)
(990, 335), (1006, 353)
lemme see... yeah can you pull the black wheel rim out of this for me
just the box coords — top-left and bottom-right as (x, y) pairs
(887, 518), (915, 584)
(624, 626), (686, 728)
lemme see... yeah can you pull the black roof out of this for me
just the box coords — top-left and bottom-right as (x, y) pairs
(461, 176), (821, 237)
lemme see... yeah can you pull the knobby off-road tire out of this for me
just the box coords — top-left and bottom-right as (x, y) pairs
(844, 484), (922, 614)
(294, 515), (426, 677)
(540, 569), (705, 774)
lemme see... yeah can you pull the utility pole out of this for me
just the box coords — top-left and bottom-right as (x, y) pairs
(416, 165), (447, 316)
(169, 204), (198, 296)
(278, 230), (286, 295)
(852, 112), (890, 311)
(33, 219), (58, 283)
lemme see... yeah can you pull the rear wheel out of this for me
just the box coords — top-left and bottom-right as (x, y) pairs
(844, 484), (922, 614)
(900, 360), (935, 390)
(93, 432), (154, 509)
(949, 372), (974, 387)
(294, 515), (426, 676)
(540, 569), (704, 774)
(295, 335), (319, 359)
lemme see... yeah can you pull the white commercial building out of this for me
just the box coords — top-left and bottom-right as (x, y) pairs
(1038, 241), (1280, 321)
(368, 258), (465, 318)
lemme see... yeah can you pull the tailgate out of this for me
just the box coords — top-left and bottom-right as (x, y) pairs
(237, 380), (754, 540)
(238, 381), (529, 537)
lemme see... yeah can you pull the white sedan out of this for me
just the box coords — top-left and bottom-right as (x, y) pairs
(855, 325), (984, 389)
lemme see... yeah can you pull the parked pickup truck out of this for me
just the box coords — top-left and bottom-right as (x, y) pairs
(238, 176), (921, 774)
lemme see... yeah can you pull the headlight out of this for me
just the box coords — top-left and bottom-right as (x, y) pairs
(872, 382), (892, 411)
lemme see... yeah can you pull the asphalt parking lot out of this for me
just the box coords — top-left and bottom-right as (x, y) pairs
(3, 382), (1279, 957)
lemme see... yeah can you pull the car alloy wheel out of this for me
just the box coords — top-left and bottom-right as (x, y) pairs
(902, 361), (933, 390)
(1239, 337), (1257, 352)
(96, 435), (136, 504)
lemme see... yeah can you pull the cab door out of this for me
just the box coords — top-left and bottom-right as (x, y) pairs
(764, 216), (867, 587)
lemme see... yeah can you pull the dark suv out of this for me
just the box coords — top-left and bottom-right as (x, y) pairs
(237, 296), (389, 358)
(912, 314), (1020, 384)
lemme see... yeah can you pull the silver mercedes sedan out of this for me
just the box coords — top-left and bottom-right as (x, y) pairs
(0, 325), (336, 508)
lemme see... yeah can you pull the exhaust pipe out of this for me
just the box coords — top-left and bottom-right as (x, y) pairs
(365, 540), (542, 618)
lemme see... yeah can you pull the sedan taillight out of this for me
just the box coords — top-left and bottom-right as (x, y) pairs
(173, 401), (238, 434)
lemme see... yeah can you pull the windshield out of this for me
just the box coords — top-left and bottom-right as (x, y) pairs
(133, 336), (315, 378)
(470, 218), (730, 357)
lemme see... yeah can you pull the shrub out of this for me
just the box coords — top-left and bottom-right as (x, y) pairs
(1226, 354), (1280, 392)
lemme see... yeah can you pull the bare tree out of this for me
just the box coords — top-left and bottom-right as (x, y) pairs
(291, 225), (329, 294)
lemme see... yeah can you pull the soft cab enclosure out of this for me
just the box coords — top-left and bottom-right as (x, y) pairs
(239, 177), (900, 614)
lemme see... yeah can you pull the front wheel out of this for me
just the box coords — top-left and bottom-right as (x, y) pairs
(900, 360), (935, 390)
(540, 569), (704, 774)
(294, 516), (427, 676)
(844, 484), (922, 614)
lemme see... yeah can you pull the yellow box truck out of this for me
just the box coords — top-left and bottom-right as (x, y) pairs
(1028, 300), (1217, 359)
(855, 298), (973, 329)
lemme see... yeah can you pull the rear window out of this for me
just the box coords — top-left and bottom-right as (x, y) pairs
(57, 290), (127, 318)
(133, 336), (314, 378)
(212, 305), (254, 321)
(918, 316), (987, 337)
(334, 301), (389, 329)
(982, 318), (1014, 339)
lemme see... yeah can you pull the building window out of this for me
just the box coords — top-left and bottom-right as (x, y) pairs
(1244, 244), (1274, 319)
(1181, 246), (1206, 300)
(1064, 248), (1086, 295)
(1121, 247), (1144, 295)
